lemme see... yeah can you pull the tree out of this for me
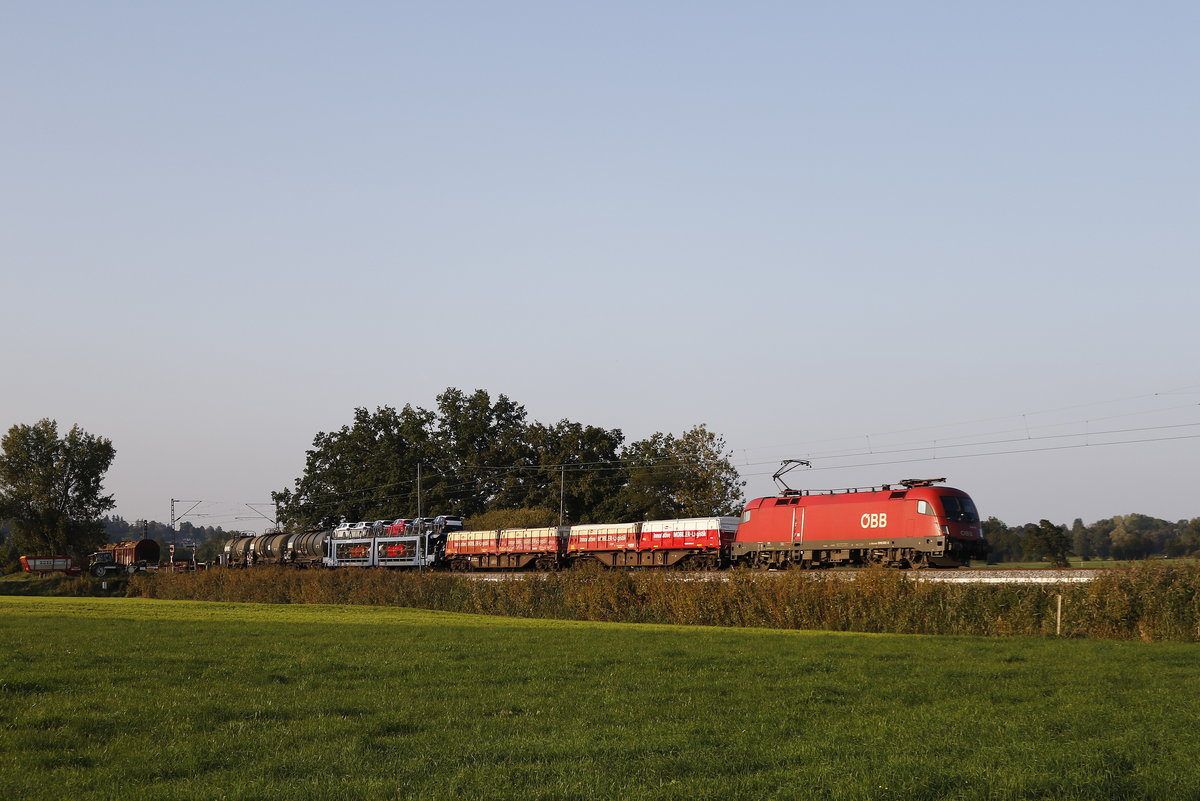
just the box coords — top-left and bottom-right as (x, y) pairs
(274, 389), (746, 531)
(0, 420), (116, 557)
(432, 388), (534, 516)
(1108, 514), (1163, 560)
(1070, 518), (1092, 561)
(520, 419), (627, 524)
(982, 516), (1016, 563)
(1179, 518), (1200, 557)
(1086, 518), (1115, 560)
(1023, 519), (1073, 567)
(273, 403), (437, 531)
(613, 424), (745, 520)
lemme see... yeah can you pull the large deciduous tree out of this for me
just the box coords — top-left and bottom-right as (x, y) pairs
(272, 403), (436, 532)
(1023, 519), (1073, 568)
(274, 389), (745, 530)
(0, 419), (116, 557)
(274, 389), (542, 530)
(522, 419), (627, 524)
(614, 424), (746, 520)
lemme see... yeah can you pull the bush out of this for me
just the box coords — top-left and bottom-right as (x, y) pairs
(114, 562), (1200, 642)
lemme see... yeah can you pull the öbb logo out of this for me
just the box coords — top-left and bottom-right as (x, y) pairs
(860, 513), (888, 529)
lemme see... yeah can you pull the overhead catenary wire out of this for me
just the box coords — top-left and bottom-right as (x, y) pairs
(735, 431), (1200, 478)
(732, 385), (1200, 458)
(737, 421), (1200, 470)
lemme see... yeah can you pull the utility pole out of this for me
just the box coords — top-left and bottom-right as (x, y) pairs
(170, 499), (202, 571)
(417, 463), (422, 519)
(559, 465), (565, 526)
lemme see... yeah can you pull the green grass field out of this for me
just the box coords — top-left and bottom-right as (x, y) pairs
(2, 597), (1199, 800)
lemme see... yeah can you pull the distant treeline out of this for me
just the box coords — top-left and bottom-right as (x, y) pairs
(100, 516), (230, 562)
(0, 517), (231, 571)
(103, 516), (227, 544)
(985, 514), (1200, 563)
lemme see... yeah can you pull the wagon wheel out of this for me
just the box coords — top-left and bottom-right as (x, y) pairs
(91, 565), (107, 578)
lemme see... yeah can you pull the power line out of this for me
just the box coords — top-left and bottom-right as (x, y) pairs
(735, 421), (1200, 470)
(737, 431), (1200, 477)
(735, 385), (1200, 457)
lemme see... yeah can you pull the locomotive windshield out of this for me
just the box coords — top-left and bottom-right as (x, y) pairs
(940, 495), (979, 523)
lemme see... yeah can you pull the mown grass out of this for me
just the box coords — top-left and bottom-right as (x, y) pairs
(2, 596), (1199, 800)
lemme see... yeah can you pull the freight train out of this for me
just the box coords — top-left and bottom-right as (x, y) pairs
(222, 478), (987, 570)
(221, 516), (465, 569)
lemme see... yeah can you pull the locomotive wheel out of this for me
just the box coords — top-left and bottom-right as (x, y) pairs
(907, 553), (928, 570)
(865, 551), (888, 568)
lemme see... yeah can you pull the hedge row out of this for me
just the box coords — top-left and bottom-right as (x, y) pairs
(116, 562), (1200, 641)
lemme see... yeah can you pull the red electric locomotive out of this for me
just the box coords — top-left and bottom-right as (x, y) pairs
(731, 475), (987, 568)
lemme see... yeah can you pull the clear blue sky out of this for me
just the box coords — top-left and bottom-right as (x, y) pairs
(3, 2), (1197, 532)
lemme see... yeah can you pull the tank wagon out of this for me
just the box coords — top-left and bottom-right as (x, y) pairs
(222, 517), (465, 569)
(222, 529), (329, 567)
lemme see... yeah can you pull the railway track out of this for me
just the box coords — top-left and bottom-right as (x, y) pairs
(459, 568), (1101, 584)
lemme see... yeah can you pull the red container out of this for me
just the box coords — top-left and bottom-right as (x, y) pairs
(498, 527), (566, 554)
(639, 517), (739, 551)
(567, 522), (639, 553)
(445, 530), (499, 556)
